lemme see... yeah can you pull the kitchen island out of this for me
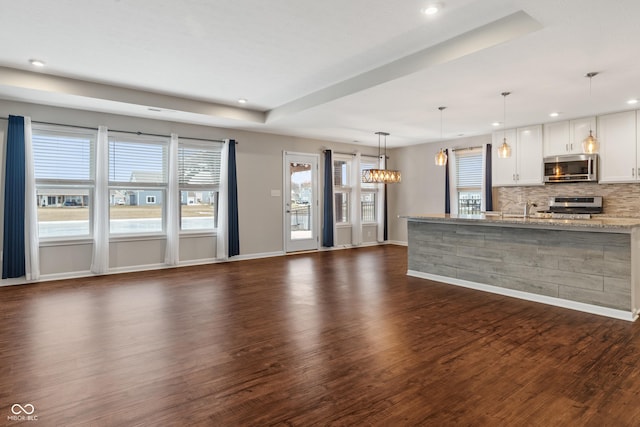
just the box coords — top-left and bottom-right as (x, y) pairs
(406, 214), (640, 321)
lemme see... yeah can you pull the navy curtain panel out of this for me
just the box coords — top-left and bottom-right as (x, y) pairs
(322, 150), (334, 247)
(227, 140), (240, 257)
(3, 115), (26, 279)
(384, 185), (388, 241)
(444, 149), (450, 214)
(485, 144), (493, 211)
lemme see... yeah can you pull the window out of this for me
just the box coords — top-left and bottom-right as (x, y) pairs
(179, 140), (222, 231)
(109, 134), (168, 234)
(333, 157), (351, 223)
(456, 149), (483, 215)
(32, 124), (96, 239)
(360, 158), (379, 223)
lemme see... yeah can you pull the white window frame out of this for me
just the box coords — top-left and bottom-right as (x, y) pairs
(178, 139), (222, 233)
(333, 154), (352, 226)
(455, 148), (483, 215)
(31, 124), (96, 242)
(360, 156), (380, 224)
(108, 133), (168, 236)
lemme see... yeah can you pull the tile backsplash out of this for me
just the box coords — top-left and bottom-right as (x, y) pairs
(494, 182), (640, 217)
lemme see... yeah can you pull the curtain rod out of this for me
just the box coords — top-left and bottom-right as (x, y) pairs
(0, 117), (228, 144)
(322, 149), (383, 159)
(452, 145), (483, 152)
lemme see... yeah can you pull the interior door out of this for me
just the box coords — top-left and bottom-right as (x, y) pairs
(284, 152), (319, 253)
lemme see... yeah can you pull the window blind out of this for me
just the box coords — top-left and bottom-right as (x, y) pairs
(456, 150), (483, 189)
(179, 143), (222, 186)
(109, 137), (167, 184)
(32, 129), (94, 182)
(333, 160), (348, 187)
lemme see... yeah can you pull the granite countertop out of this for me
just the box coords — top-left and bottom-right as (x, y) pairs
(403, 213), (640, 232)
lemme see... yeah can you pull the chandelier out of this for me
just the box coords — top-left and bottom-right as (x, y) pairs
(362, 132), (401, 184)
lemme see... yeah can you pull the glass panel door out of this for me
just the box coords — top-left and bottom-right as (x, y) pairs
(284, 152), (319, 252)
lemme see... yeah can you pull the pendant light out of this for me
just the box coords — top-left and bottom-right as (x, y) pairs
(497, 91), (512, 158)
(434, 106), (448, 166)
(362, 132), (402, 184)
(583, 72), (599, 154)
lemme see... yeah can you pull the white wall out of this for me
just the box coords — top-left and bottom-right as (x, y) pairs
(0, 100), (382, 280)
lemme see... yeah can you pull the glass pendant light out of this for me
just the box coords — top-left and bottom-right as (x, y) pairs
(434, 106), (448, 166)
(582, 72), (599, 154)
(498, 91), (512, 158)
(362, 132), (402, 184)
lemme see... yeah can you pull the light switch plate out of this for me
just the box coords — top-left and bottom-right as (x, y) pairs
(271, 189), (281, 197)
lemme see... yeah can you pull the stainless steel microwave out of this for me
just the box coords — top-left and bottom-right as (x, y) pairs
(543, 154), (598, 183)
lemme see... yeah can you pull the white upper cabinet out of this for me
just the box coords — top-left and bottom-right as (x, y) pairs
(543, 117), (596, 156)
(516, 125), (544, 185)
(571, 116), (597, 152)
(492, 129), (517, 186)
(492, 125), (543, 186)
(598, 110), (637, 183)
(544, 121), (571, 156)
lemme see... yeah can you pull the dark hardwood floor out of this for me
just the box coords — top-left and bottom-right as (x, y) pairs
(2, 245), (640, 426)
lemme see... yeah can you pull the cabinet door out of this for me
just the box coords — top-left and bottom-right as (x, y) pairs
(491, 129), (517, 186)
(516, 125), (544, 185)
(570, 117), (597, 153)
(598, 111), (636, 183)
(543, 121), (571, 156)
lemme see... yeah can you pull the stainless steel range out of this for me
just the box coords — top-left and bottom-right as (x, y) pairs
(537, 196), (603, 219)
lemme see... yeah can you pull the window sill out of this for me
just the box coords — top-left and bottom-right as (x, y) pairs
(39, 237), (93, 247)
(180, 230), (217, 238)
(109, 233), (166, 243)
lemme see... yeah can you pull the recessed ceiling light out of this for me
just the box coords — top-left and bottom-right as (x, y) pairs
(29, 59), (45, 67)
(627, 99), (638, 105)
(549, 112), (560, 117)
(238, 98), (248, 104)
(421, 3), (441, 15)
(491, 122), (501, 127)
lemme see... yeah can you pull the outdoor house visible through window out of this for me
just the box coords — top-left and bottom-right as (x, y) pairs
(109, 133), (168, 234)
(179, 139), (222, 231)
(456, 148), (483, 214)
(32, 124), (96, 239)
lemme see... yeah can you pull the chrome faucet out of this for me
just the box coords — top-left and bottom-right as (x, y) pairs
(524, 200), (538, 218)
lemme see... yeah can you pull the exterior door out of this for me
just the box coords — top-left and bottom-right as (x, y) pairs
(284, 152), (319, 253)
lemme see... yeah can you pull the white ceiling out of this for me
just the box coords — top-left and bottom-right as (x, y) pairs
(1, 0), (639, 148)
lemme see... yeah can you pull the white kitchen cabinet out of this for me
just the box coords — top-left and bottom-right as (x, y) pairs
(571, 116), (597, 152)
(598, 110), (637, 183)
(492, 125), (543, 186)
(543, 117), (596, 156)
(492, 129), (517, 186)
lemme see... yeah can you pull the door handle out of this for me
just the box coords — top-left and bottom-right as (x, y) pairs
(286, 210), (291, 213)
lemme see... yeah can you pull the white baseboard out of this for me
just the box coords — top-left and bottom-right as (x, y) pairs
(407, 270), (637, 322)
(387, 240), (408, 246)
(228, 251), (285, 261)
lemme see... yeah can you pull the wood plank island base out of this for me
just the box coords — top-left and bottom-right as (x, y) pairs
(406, 214), (640, 321)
